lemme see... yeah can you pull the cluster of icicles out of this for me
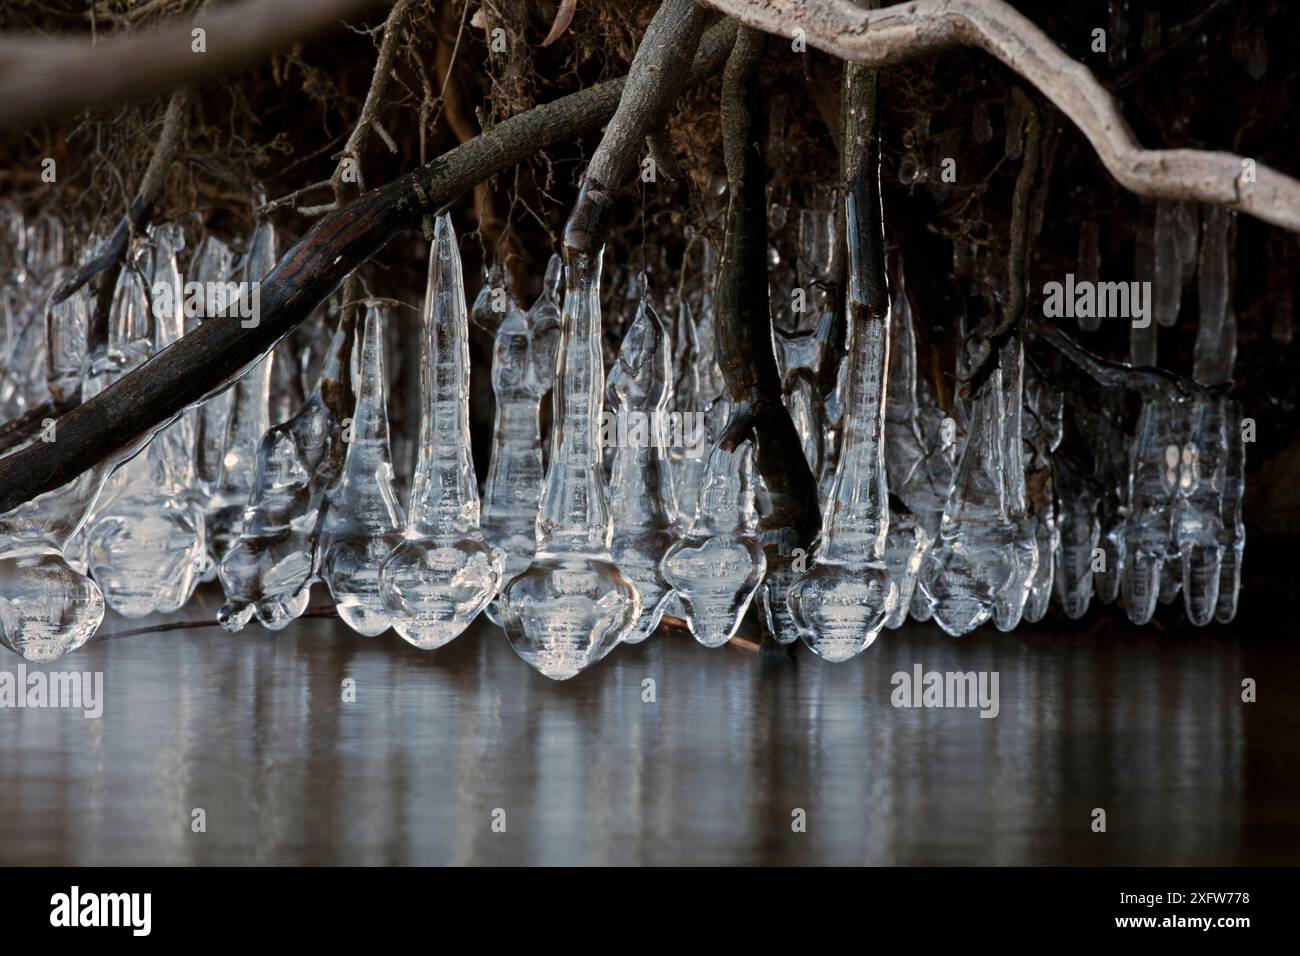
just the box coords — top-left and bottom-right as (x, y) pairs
(0, 197), (1245, 680)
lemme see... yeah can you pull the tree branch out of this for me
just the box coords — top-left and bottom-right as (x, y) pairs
(699, 0), (1300, 234)
(0, 0), (382, 129)
(714, 26), (820, 546)
(0, 18), (738, 517)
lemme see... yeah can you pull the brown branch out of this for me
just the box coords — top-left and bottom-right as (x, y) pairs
(0, 0), (382, 129)
(714, 26), (820, 547)
(562, 0), (710, 256)
(699, 0), (1300, 234)
(0, 17), (738, 516)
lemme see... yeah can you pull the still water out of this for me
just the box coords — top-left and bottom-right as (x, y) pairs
(1, 587), (1296, 865)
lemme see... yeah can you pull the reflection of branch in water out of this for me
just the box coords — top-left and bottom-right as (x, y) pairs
(97, 605), (340, 641)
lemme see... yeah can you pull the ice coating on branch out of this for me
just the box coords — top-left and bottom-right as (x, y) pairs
(606, 286), (677, 643)
(660, 442), (765, 648)
(918, 367), (1016, 636)
(787, 182), (896, 661)
(206, 222), (275, 567)
(319, 305), (405, 636)
(380, 216), (502, 649)
(217, 304), (352, 631)
(498, 240), (640, 680)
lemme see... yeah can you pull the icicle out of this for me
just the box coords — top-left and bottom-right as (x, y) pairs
(1193, 205), (1236, 385)
(498, 231), (640, 680)
(1215, 400), (1246, 623)
(1121, 396), (1185, 624)
(380, 217), (502, 649)
(787, 177), (896, 661)
(45, 268), (90, 408)
(660, 442), (765, 648)
(1176, 398), (1228, 626)
(883, 499), (929, 630)
(884, 268), (927, 496)
(605, 285), (677, 643)
(1131, 220), (1158, 366)
(192, 235), (237, 509)
(1021, 372), (1061, 624)
(319, 304), (406, 636)
(217, 304), (352, 631)
(918, 365), (1016, 636)
(1153, 202), (1181, 327)
(205, 223), (275, 566)
(1052, 452), (1099, 619)
(993, 335), (1039, 631)
(85, 225), (205, 617)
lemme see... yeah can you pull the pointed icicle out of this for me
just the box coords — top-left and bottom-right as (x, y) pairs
(993, 335), (1039, 631)
(206, 222), (276, 566)
(1052, 449), (1099, 620)
(787, 173), (896, 661)
(498, 228), (640, 680)
(218, 301), (354, 631)
(319, 304), (406, 636)
(1193, 204), (1236, 386)
(660, 441), (766, 648)
(606, 283), (677, 642)
(380, 216), (502, 649)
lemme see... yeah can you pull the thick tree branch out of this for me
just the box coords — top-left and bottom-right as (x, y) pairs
(0, 0), (381, 129)
(714, 26), (820, 547)
(699, 0), (1300, 233)
(0, 18), (738, 517)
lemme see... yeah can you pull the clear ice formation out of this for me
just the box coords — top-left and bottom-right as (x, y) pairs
(85, 225), (205, 617)
(192, 235), (237, 507)
(787, 181), (896, 661)
(660, 442), (766, 648)
(918, 365), (1016, 636)
(1021, 371), (1062, 624)
(217, 305), (353, 631)
(319, 304), (406, 636)
(1052, 449), (1100, 620)
(1216, 399), (1245, 624)
(480, 255), (560, 628)
(1121, 396), (1184, 625)
(605, 285), (677, 643)
(380, 216), (502, 649)
(498, 238), (640, 680)
(1193, 205), (1236, 386)
(993, 335), (1039, 632)
(1176, 398), (1228, 626)
(206, 222), (275, 567)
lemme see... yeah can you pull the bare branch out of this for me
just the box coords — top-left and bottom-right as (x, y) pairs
(698, 0), (1300, 233)
(0, 0), (381, 129)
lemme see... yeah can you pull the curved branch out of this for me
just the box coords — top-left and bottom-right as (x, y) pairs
(0, 18), (738, 517)
(699, 0), (1300, 233)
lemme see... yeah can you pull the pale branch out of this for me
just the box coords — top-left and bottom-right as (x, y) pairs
(0, 0), (381, 129)
(0, 18), (738, 516)
(564, 0), (711, 255)
(698, 0), (1300, 234)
